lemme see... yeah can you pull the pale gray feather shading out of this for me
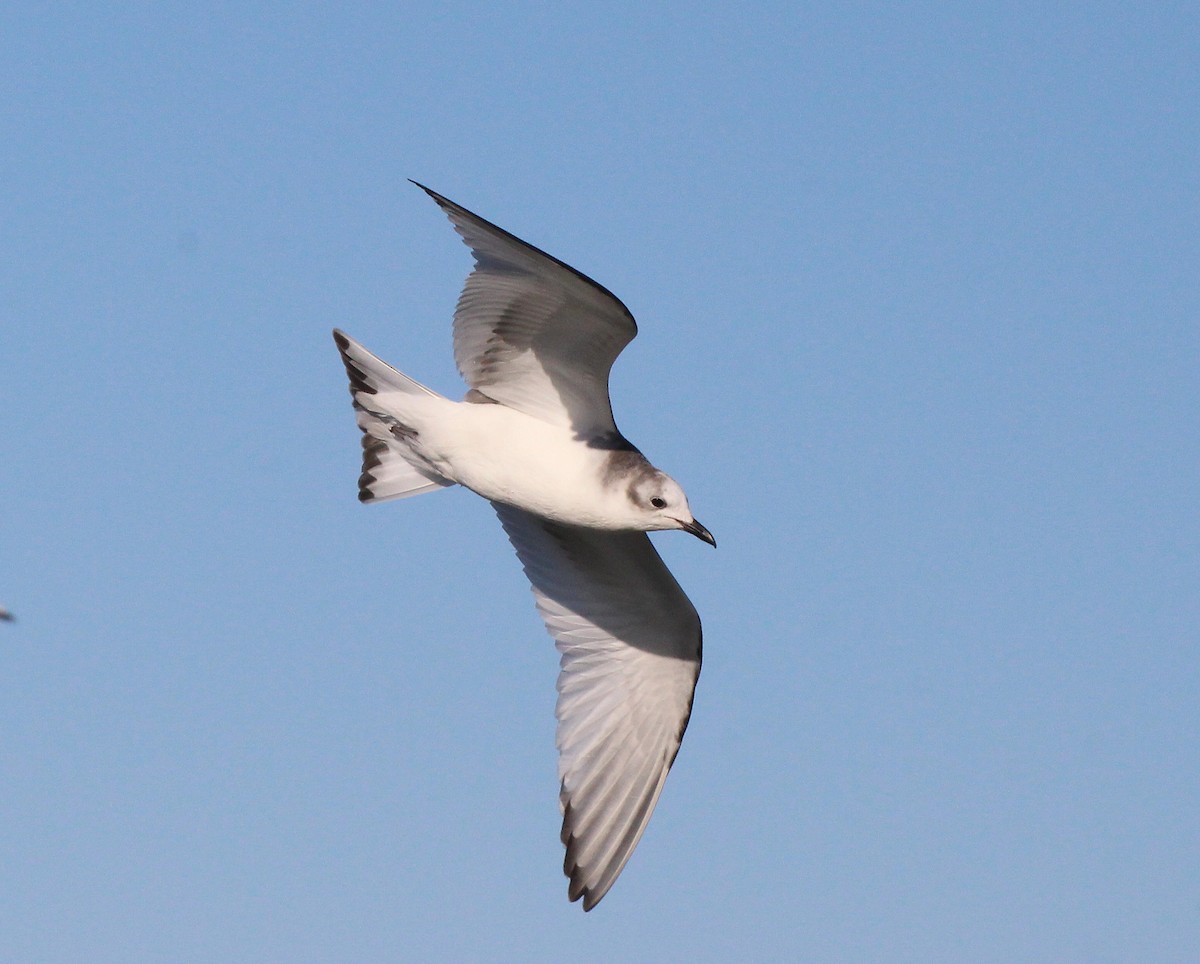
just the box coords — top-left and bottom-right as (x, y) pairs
(413, 182), (638, 439)
(333, 329), (455, 502)
(492, 502), (701, 911)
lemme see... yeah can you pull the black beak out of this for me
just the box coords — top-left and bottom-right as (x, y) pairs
(680, 518), (716, 547)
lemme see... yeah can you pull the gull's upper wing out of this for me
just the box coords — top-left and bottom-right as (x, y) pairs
(493, 502), (702, 911)
(415, 182), (638, 438)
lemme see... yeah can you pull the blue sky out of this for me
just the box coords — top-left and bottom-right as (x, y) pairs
(2, 2), (1197, 960)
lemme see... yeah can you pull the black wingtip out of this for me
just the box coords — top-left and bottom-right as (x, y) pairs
(408, 179), (449, 207)
(560, 791), (607, 912)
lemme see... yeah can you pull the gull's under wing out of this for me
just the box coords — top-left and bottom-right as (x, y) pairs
(416, 183), (638, 439)
(493, 502), (702, 910)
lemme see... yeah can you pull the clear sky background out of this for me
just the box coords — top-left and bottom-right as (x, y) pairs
(2, 3), (1197, 961)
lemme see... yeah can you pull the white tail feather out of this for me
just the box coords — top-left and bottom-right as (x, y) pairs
(333, 329), (456, 503)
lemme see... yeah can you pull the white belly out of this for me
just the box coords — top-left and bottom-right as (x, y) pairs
(415, 402), (622, 526)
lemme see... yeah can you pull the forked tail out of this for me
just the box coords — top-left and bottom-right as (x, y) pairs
(333, 329), (456, 503)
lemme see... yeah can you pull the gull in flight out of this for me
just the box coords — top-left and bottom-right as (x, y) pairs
(333, 183), (713, 910)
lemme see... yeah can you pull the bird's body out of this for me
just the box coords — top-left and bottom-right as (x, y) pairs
(334, 183), (711, 910)
(425, 403), (610, 522)
(336, 354), (652, 528)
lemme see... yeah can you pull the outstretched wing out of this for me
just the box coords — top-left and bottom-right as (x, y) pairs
(493, 502), (702, 910)
(415, 183), (638, 438)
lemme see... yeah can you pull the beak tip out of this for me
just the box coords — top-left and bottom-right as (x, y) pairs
(683, 518), (716, 547)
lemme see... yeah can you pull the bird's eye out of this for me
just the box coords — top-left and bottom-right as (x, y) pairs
(650, 497), (667, 509)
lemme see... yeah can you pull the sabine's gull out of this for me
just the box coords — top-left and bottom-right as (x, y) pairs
(333, 183), (712, 910)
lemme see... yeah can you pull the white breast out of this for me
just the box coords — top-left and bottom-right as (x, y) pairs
(417, 402), (629, 527)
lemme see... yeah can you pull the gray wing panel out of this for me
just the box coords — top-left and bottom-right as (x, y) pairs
(416, 184), (637, 437)
(492, 502), (702, 910)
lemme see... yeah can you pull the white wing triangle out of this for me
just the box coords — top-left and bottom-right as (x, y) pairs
(493, 502), (702, 910)
(415, 183), (638, 438)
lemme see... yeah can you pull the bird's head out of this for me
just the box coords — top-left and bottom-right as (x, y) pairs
(629, 472), (716, 547)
